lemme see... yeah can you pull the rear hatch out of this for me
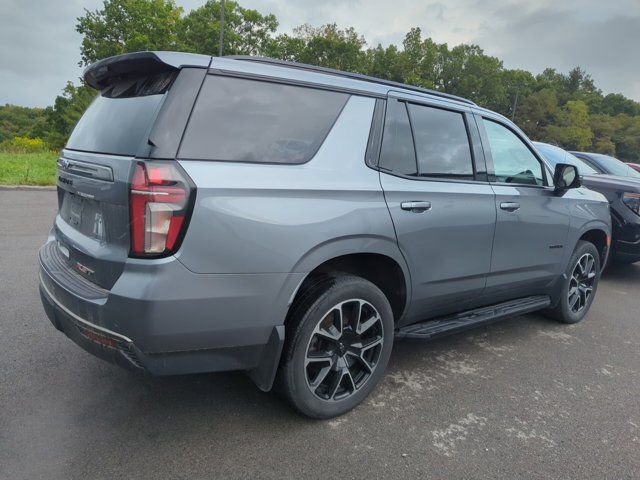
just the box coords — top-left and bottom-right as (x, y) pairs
(51, 52), (209, 290)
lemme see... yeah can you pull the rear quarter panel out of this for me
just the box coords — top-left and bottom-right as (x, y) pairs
(176, 96), (407, 281)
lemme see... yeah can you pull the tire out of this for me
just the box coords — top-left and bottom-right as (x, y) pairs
(546, 240), (601, 324)
(276, 275), (394, 419)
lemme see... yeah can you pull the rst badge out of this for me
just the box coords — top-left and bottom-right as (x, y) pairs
(75, 261), (95, 276)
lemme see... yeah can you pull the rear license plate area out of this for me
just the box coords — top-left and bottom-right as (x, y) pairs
(60, 192), (106, 241)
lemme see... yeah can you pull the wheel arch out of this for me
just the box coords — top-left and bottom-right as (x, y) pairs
(577, 223), (610, 266)
(289, 237), (411, 324)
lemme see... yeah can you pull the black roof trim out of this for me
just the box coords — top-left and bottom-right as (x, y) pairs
(226, 55), (476, 106)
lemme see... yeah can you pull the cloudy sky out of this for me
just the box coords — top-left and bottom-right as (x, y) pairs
(1, 0), (639, 107)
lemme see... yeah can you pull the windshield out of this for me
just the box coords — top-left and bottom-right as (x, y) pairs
(587, 153), (640, 179)
(533, 142), (599, 176)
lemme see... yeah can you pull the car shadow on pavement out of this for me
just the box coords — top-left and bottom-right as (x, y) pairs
(92, 310), (565, 425)
(602, 261), (640, 282)
(64, 261), (639, 437)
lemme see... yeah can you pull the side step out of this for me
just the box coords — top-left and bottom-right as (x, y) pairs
(395, 295), (551, 340)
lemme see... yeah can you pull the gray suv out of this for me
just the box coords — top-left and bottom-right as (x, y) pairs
(39, 52), (611, 418)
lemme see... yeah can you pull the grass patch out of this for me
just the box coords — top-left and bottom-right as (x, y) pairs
(0, 151), (58, 186)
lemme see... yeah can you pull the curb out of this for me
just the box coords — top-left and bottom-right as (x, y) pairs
(0, 184), (56, 191)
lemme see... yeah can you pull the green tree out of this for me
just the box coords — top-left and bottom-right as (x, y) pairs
(544, 100), (594, 150)
(589, 114), (619, 155)
(44, 83), (96, 149)
(612, 115), (640, 161)
(500, 69), (537, 120)
(76, 0), (183, 65)
(396, 28), (440, 89)
(268, 24), (367, 73)
(514, 88), (559, 139)
(5, 0), (639, 160)
(437, 44), (506, 110)
(599, 93), (640, 116)
(179, 0), (277, 56)
(364, 44), (405, 83)
(0, 105), (48, 143)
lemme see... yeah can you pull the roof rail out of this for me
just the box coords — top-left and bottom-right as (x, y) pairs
(225, 55), (476, 107)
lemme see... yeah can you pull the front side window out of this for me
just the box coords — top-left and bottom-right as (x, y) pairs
(483, 119), (544, 186)
(408, 104), (474, 180)
(179, 76), (349, 164)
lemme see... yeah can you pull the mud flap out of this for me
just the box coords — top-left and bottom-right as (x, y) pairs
(246, 325), (285, 392)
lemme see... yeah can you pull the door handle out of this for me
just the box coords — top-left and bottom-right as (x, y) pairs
(401, 201), (432, 213)
(500, 202), (520, 212)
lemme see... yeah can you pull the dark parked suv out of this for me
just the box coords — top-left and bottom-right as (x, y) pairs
(39, 52), (611, 418)
(535, 142), (640, 265)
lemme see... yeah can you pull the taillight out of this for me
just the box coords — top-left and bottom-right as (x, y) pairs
(129, 161), (194, 257)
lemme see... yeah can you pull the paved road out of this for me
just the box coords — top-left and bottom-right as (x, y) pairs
(1, 189), (639, 479)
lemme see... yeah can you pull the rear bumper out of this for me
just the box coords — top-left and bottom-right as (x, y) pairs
(38, 240), (302, 386)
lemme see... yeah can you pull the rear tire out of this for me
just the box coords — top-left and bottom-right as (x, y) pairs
(276, 275), (394, 419)
(546, 240), (601, 324)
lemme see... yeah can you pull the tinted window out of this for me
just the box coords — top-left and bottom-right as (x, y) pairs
(408, 104), (474, 179)
(588, 153), (640, 178)
(179, 76), (349, 164)
(533, 143), (598, 176)
(67, 93), (163, 156)
(483, 120), (544, 185)
(379, 99), (417, 175)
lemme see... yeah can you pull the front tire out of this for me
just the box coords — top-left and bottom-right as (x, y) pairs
(547, 240), (601, 324)
(277, 275), (394, 419)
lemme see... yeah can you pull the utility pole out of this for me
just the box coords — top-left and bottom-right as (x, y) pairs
(511, 88), (519, 121)
(218, 0), (226, 57)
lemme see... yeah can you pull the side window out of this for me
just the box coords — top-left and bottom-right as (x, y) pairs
(483, 119), (544, 186)
(179, 76), (349, 164)
(408, 104), (474, 180)
(379, 99), (417, 175)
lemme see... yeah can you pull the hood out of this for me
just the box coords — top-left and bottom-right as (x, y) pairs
(581, 174), (640, 193)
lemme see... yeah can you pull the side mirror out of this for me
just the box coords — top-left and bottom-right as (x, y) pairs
(553, 163), (581, 192)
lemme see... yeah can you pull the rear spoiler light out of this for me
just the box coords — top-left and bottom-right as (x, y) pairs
(83, 51), (211, 90)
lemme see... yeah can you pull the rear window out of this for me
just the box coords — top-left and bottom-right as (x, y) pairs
(66, 72), (174, 156)
(179, 76), (349, 164)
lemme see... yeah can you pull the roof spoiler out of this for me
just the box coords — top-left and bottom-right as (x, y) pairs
(83, 51), (212, 90)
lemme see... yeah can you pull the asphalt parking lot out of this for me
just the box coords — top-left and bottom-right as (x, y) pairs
(1, 188), (639, 479)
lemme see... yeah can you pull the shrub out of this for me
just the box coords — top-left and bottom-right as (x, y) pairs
(0, 136), (49, 153)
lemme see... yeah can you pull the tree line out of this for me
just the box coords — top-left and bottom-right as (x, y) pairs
(1, 0), (639, 161)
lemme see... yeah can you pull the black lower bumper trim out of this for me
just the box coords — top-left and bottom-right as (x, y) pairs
(40, 281), (272, 377)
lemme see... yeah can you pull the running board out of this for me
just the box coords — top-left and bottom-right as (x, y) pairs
(395, 295), (551, 340)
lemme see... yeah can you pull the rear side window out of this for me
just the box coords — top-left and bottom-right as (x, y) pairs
(179, 76), (349, 164)
(379, 99), (417, 175)
(408, 104), (474, 179)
